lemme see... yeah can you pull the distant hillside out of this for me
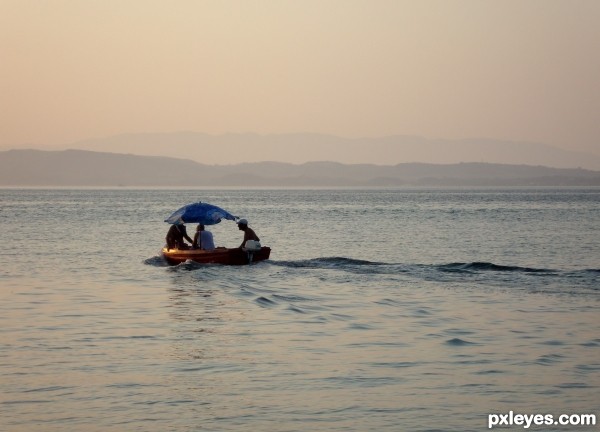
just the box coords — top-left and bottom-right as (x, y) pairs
(33, 132), (600, 170)
(1, 149), (599, 187)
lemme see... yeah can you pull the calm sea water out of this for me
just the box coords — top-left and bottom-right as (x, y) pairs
(1, 188), (598, 431)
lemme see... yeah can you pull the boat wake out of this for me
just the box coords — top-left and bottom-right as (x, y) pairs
(270, 257), (599, 296)
(273, 257), (599, 275)
(436, 262), (556, 274)
(144, 254), (598, 296)
(275, 256), (387, 268)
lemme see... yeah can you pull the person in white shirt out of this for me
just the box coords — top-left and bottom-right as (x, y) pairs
(193, 224), (215, 251)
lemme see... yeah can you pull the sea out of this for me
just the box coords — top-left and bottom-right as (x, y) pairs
(0, 187), (598, 432)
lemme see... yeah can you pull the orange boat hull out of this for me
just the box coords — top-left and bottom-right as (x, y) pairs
(162, 246), (271, 266)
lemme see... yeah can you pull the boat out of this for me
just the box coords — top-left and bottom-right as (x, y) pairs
(162, 201), (270, 265)
(162, 246), (271, 266)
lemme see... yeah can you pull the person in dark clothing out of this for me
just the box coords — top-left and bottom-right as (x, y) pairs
(165, 223), (193, 250)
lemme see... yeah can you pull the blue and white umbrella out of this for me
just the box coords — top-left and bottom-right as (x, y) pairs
(165, 202), (237, 225)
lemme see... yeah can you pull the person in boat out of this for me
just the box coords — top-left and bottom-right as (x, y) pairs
(237, 218), (260, 249)
(165, 222), (193, 250)
(193, 224), (215, 251)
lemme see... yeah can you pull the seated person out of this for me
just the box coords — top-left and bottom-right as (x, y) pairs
(193, 224), (215, 251)
(165, 222), (193, 250)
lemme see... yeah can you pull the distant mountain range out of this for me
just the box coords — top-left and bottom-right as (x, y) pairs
(23, 132), (600, 170)
(1, 149), (599, 187)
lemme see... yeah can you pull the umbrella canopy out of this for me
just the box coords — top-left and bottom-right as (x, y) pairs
(165, 202), (237, 225)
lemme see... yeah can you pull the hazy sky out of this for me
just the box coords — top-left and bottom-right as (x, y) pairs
(1, 0), (599, 156)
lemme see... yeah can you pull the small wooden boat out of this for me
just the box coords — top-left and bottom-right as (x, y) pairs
(162, 246), (271, 266)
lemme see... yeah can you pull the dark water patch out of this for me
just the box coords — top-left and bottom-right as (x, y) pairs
(580, 338), (600, 347)
(565, 269), (600, 278)
(413, 308), (433, 316)
(444, 328), (476, 336)
(237, 288), (256, 297)
(563, 270), (600, 289)
(271, 258), (598, 298)
(453, 358), (494, 365)
(100, 335), (158, 341)
(295, 303), (331, 313)
(166, 399), (198, 405)
(23, 385), (73, 393)
(575, 364), (600, 372)
(272, 293), (314, 302)
(460, 383), (494, 388)
(298, 316), (329, 325)
(348, 323), (373, 330)
(555, 382), (591, 389)
(375, 298), (402, 307)
(345, 341), (410, 349)
(286, 305), (306, 314)
(541, 339), (566, 346)
(445, 338), (478, 346)
(143, 255), (169, 267)
(107, 382), (162, 389)
(370, 361), (419, 369)
(2, 399), (54, 405)
(255, 296), (277, 307)
(331, 313), (354, 321)
(174, 365), (215, 373)
(535, 353), (566, 365)
(323, 375), (402, 388)
(424, 263), (600, 297)
(474, 369), (506, 375)
(536, 388), (562, 395)
(438, 262), (554, 274)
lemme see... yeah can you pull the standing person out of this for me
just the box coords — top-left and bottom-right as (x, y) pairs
(237, 219), (260, 249)
(193, 224), (215, 251)
(165, 222), (193, 250)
